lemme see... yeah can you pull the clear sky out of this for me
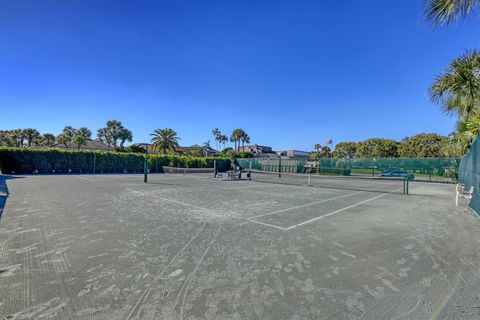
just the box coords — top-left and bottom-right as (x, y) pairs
(1, 0), (479, 151)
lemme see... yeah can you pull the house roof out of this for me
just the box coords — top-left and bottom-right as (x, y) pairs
(48, 139), (111, 151)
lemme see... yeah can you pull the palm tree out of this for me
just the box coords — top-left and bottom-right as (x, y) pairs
(219, 135), (228, 150)
(230, 129), (245, 152)
(212, 128), (221, 151)
(240, 133), (250, 150)
(96, 128), (112, 149)
(425, 0), (480, 25)
(105, 120), (123, 148)
(118, 128), (133, 149)
(42, 133), (56, 146)
(73, 134), (86, 150)
(62, 126), (77, 139)
(321, 146), (331, 158)
(150, 128), (180, 154)
(429, 50), (480, 118)
(9, 129), (24, 147)
(57, 133), (72, 148)
(77, 127), (92, 139)
(22, 128), (40, 147)
(314, 144), (321, 152)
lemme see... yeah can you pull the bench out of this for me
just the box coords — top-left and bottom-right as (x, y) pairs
(456, 183), (474, 206)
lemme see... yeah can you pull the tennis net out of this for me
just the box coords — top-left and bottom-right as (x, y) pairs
(245, 170), (408, 194)
(162, 166), (216, 177)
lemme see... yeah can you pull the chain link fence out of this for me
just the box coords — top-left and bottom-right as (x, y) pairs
(237, 157), (460, 182)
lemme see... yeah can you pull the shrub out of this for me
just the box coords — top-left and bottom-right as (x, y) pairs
(0, 147), (231, 174)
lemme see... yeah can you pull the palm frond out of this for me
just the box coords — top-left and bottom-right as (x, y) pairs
(425, 0), (480, 25)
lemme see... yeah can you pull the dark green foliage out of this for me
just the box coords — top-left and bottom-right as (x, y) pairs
(398, 133), (447, 157)
(219, 148), (253, 159)
(0, 147), (230, 174)
(355, 139), (399, 158)
(332, 142), (357, 158)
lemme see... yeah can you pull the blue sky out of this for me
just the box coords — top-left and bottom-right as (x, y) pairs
(0, 0), (479, 151)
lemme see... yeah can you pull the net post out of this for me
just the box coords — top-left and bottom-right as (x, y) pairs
(406, 179), (409, 195)
(213, 160), (217, 178)
(278, 156), (282, 178)
(143, 144), (148, 183)
(308, 172), (311, 186)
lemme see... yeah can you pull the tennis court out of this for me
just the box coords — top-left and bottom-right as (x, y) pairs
(1, 172), (480, 319)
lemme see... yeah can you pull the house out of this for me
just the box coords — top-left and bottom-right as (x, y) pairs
(239, 144), (274, 154)
(42, 139), (111, 151)
(277, 150), (311, 158)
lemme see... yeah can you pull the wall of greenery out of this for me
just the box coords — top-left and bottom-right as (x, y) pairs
(0, 148), (231, 174)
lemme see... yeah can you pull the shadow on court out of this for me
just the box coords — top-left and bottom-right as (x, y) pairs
(0, 175), (21, 219)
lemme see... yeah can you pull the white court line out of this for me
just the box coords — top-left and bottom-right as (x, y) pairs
(248, 184), (391, 220)
(283, 188), (402, 230)
(137, 192), (222, 217)
(245, 219), (289, 231)
(73, 176), (96, 181)
(247, 190), (367, 219)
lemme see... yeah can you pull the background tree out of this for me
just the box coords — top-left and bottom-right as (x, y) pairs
(230, 129), (245, 152)
(398, 133), (447, 157)
(96, 120), (131, 149)
(150, 128), (180, 154)
(240, 133), (250, 150)
(118, 128), (133, 149)
(42, 133), (56, 146)
(333, 142), (357, 158)
(220, 147), (236, 159)
(56, 133), (72, 148)
(77, 127), (92, 139)
(22, 128), (41, 147)
(219, 135), (228, 150)
(320, 146), (331, 158)
(105, 120), (123, 148)
(184, 147), (205, 157)
(96, 128), (112, 149)
(355, 138), (399, 158)
(12, 129), (25, 147)
(73, 134), (86, 150)
(212, 128), (221, 151)
(62, 126), (77, 140)
(0, 131), (16, 146)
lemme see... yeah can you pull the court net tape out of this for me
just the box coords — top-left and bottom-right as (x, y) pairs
(245, 170), (408, 194)
(162, 166), (216, 176)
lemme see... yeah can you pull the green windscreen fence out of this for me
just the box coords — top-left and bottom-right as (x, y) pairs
(237, 157), (460, 182)
(458, 137), (480, 214)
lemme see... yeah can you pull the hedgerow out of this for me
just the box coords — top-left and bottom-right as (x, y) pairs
(0, 147), (231, 174)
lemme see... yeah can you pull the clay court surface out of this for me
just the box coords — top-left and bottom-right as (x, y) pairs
(0, 173), (480, 319)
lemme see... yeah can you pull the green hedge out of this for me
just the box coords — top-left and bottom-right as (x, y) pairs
(0, 147), (231, 174)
